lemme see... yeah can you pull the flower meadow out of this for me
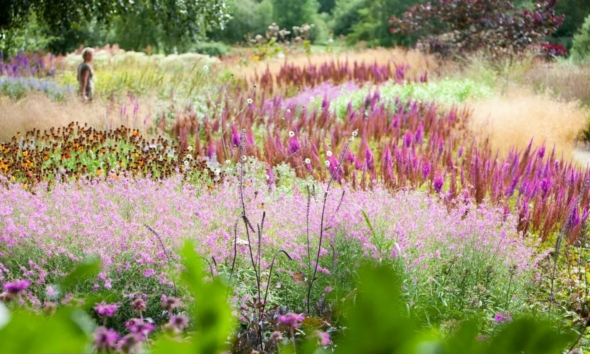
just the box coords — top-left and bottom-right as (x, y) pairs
(1, 48), (590, 353)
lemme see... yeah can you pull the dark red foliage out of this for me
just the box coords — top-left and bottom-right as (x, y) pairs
(539, 42), (568, 60)
(389, 0), (564, 56)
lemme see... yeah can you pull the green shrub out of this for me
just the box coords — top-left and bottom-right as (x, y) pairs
(572, 15), (590, 63)
(193, 42), (229, 57)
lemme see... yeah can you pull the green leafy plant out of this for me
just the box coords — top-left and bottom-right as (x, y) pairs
(572, 15), (590, 63)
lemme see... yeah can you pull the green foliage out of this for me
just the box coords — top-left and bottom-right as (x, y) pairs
(346, 0), (421, 47)
(0, 307), (93, 353)
(0, 13), (55, 56)
(331, 0), (365, 37)
(152, 242), (235, 353)
(330, 78), (494, 118)
(194, 42), (229, 57)
(553, 0), (590, 41)
(318, 0), (337, 14)
(209, 0), (274, 44)
(337, 262), (412, 353)
(271, 0), (320, 34)
(1, 0), (230, 55)
(572, 15), (590, 63)
(0, 249), (578, 353)
(331, 0), (420, 47)
(335, 262), (574, 354)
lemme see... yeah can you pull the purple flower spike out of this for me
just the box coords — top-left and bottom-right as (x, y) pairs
(288, 136), (300, 154)
(434, 174), (444, 193)
(403, 131), (413, 148)
(365, 146), (375, 171)
(422, 162), (431, 180)
(3, 279), (30, 294)
(231, 126), (240, 147)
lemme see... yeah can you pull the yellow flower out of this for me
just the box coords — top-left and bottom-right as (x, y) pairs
(252, 55), (260, 62)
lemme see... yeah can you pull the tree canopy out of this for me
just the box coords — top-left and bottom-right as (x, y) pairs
(0, 0), (230, 40)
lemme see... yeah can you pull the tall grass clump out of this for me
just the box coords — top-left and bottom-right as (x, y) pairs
(469, 87), (589, 160)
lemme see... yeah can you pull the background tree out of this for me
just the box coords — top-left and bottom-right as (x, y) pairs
(343, 0), (422, 47)
(571, 14), (590, 62)
(552, 0), (590, 46)
(0, 0), (230, 54)
(208, 0), (274, 44)
(318, 0), (337, 14)
(390, 0), (564, 56)
(270, 0), (320, 33)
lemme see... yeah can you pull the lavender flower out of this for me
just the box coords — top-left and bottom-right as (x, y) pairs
(131, 298), (147, 313)
(125, 318), (155, 339)
(94, 326), (119, 351)
(3, 280), (30, 294)
(161, 295), (183, 311)
(317, 331), (331, 346)
(278, 313), (305, 328)
(95, 301), (118, 317)
(164, 314), (189, 333)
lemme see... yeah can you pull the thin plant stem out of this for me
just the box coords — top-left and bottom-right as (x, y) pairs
(261, 250), (293, 317)
(306, 185), (312, 283)
(306, 139), (350, 314)
(145, 224), (178, 298)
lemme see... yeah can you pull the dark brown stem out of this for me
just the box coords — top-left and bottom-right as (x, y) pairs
(306, 141), (350, 314)
(261, 250), (292, 317)
(145, 224), (178, 298)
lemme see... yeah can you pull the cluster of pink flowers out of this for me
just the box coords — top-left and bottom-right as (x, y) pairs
(0, 173), (539, 310)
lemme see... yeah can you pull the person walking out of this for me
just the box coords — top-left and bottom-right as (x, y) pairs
(77, 48), (95, 102)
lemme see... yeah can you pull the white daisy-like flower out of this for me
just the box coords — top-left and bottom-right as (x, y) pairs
(305, 158), (311, 164)
(203, 65), (209, 71)
(325, 160), (331, 167)
(184, 160), (190, 167)
(242, 155), (247, 161)
(326, 151), (332, 157)
(184, 154), (193, 160)
(289, 131), (295, 137)
(187, 146), (193, 151)
(352, 130), (358, 137)
(225, 160), (232, 165)
(247, 98), (253, 105)
(310, 97), (315, 102)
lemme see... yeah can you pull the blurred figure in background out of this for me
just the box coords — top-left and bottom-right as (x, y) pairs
(77, 48), (95, 102)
